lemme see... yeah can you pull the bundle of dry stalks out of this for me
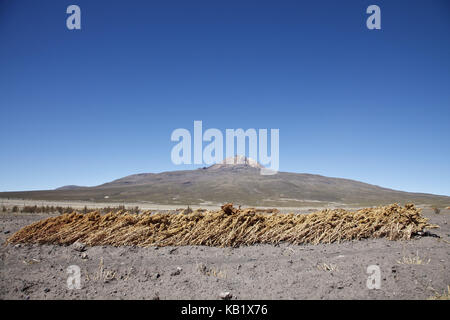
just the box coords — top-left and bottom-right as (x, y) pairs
(6, 203), (437, 248)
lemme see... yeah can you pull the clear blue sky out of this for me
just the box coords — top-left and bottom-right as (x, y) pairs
(0, 0), (449, 195)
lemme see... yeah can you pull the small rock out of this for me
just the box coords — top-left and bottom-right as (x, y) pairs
(4, 230), (10, 234)
(72, 241), (86, 252)
(20, 281), (34, 292)
(170, 267), (182, 276)
(219, 292), (232, 300)
(44, 288), (50, 293)
(81, 253), (88, 259)
(197, 263), (208, 274)
(14, 244), (22, 248)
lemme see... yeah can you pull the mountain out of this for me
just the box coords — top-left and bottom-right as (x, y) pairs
(55, 185), (85, 190)
(1, 157), (449, 207)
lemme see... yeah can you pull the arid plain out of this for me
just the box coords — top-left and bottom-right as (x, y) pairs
(1, 200), (449, 300)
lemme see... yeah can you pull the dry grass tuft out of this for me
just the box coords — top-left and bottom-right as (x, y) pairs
(196, 263), (227, 279)
(428, 286), (450, 300)
(317, 262), (338, 272)
(396, 251), (430, 265)
(6, 203), (437, 248)
(85, 258), (117, 283)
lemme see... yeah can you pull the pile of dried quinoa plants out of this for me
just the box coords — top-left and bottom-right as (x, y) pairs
(6, 203), (437, 248)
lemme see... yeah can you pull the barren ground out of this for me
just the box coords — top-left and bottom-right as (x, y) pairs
(1, 208), (449, 300)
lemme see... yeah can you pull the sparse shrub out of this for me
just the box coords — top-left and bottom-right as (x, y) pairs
(181, 206), (193, 214)
(2, 206), (6, 212)
(428, 286), (450, 300)
(397, 251), (430, 265)
(12, 206), (19, 213)
(23, 205), (38, 213)
(196, 263), (227, 279)
(54, 206), (75, 214)
(131, 206), (140, 214)
(22, 205), (61, 214)
(98, 206), (130, 214)
(432, 206), (441, 214)
(85, 258), (117, 283)
(7, 204), (104, 214)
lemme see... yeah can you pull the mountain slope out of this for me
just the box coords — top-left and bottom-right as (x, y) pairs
(1, 160), (449, 207)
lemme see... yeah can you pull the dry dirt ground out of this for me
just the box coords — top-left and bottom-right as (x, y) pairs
(0, 209), (449, 300)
